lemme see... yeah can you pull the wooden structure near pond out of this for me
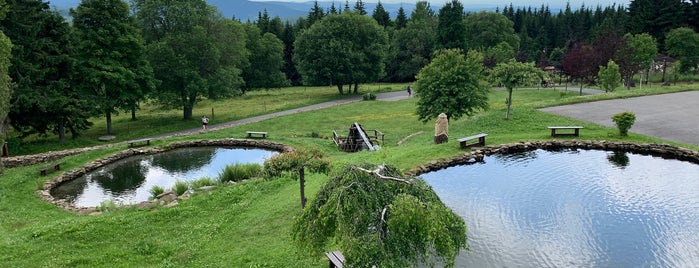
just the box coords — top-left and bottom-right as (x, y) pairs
(332, 122), (384, 152)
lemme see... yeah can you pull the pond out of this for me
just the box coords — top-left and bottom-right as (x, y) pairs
(50, 147), (278, 207)
(421, 149), (699, 267)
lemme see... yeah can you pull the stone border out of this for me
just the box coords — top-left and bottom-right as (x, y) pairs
(408, 140), (699, 176)
(38, 139), (292, 214)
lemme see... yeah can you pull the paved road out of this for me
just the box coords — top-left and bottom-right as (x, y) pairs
(150, 91), (412, 139)
(540, 91), (699, 145)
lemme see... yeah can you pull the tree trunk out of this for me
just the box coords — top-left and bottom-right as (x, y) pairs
(299, 168), (306, 209)
(131, 107), (137, 121)
(505, 88), (513, 119)
(579, 83), (583, 95)
(336, 84), (344, 94)
(353, 82), (359, 94)
(106, 112), (113, 135)
(57, 120), (66, 142)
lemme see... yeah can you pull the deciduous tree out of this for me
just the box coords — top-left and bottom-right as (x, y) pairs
(665, 27), (699, 74)
(415, 49), (489, 122)
(263, 147), (330, 208)
(386, 1), (436, 82)
(436, 0), (465, 50)
(294, 12), (387, 94)
(463, 11), (519, 52)
(598, 60), (622, 92)
(490, 59), (544, 119)
(292, 163), (467, 268)
(243, 24), (289, 90)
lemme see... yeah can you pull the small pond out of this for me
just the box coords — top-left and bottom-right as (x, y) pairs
(421, 149), (699, 267)
(50, 147), (278, 207)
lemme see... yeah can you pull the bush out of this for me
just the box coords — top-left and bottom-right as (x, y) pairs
(190, 177), (218, 189)
(149, 185), (165, 199)
(362, 92), (376, 101)
(612, 111), (636, 136)
(172, 180), (189, 196)
(219, 163), (261, 182)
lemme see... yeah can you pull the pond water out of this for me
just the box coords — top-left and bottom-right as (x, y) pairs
(50, 147), (277, 207)
(421, 149), (699, 267)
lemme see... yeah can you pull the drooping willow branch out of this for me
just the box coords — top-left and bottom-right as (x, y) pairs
(354, 165), (411, 184)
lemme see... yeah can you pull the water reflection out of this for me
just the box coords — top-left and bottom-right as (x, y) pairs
(50, 147), (277, 207)
(421, 149), (699, 267)
(607, 151), (630, 168)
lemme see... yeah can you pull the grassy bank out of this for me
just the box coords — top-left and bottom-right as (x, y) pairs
(1, 85), (697, 266)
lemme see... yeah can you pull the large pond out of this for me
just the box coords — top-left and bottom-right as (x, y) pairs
(421, 149), (699, 267)
(50, 147), (277, 207)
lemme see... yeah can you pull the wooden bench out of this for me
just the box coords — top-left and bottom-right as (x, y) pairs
(39, 162), (61, 176)
(127, 138), (151, 148)
(246, 131), (268, 139)
(325, 251), (345, 268)
(457, 133), (488, 148)
(548, 126), (583, 137)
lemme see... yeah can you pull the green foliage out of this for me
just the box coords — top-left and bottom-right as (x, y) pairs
(415, 49), (490, 122)
(598, 60), (622, 92)
(612, 111), (637, 136)
(149, 185), (165, 199)
(292, 163), (467, 268)
(294, 12), (388, 94)
(0, 29), (9, 174)
(665, 27), (699, 74)
(97, 199), (118, 212)
(436, 0), (465, 50)
(219, 163), (262, 182)
(362, 92), (377, 100)
(490, 59), (545, 119)
(243, 25), (289, 90)
(263, 147), (330, 180)
(464, 11), (520, 52)
(190, 177), (218, 189)
(172, 180), (189, 196)
(385, 2), (437, 82)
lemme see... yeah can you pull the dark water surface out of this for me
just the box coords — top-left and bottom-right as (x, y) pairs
(421, 149), (699, 267)
(51, 147), (277, 207)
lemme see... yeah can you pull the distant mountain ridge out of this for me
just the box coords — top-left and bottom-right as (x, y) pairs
(46, 0), (566, 22)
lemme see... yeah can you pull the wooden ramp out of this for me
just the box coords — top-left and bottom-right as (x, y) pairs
(353, 122), (375, 151)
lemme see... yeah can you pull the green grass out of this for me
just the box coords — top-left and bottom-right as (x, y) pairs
(1, 83), (698, 267)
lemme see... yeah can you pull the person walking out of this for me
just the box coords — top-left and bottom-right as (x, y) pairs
(202, 115), (209, 130)
(407, 84), (412, 97)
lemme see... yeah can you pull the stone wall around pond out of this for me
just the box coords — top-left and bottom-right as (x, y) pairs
(36, 139), (292, 214)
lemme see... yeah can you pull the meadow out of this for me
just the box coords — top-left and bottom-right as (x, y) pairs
(1, 83), (697, 267)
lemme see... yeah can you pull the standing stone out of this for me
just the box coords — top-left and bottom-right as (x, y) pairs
(434, 113), (448, 144)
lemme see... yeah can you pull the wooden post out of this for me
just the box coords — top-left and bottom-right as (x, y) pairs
(2, 141), (8, 157)
(211, 107), (215, 120)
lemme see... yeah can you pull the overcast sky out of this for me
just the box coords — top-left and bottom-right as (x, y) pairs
(252, 0), (631, 8)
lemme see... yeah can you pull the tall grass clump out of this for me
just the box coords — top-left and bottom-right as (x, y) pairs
(190, 177), (218, 189)
(149, 185), (165, 199)
(172, 180), (189, 196)
(219, 163), (261, 182)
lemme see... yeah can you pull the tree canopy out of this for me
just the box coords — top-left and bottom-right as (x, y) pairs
(294, 12), (388, 94)
(292, 163), (467, 268)
(490, 59), (544, 119)
(415, 49), (489, 123)
(71, 0), (155, 134)
(598, 60), (622, 92)
(0, 2), (10, 174)
(665, 27), (699, 74)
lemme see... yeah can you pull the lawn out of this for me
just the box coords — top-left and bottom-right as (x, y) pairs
(1, 84), (698, 267)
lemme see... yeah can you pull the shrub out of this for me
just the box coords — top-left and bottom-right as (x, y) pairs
(612, 111), (636, 136)
(219, 163), (261, 182)
(149, 185), (165, 199)
(172, 180), (189, 196)
(190, 177), (218, 189)
(362, 92), (376, 101)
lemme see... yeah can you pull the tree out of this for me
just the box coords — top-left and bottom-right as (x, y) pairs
(415, 49), (489, 122)
(371, 1), (391, 28)
(385, 1), (436, 82)
(436, 0), (465, 50)
(1, 0), (93, 141)
(561, 43), (598, 92)
(625, 33), (657, 87)
(628, 0), (684, 49)
(463, 11), (519, 52)
(132, 0), (247, 119)
(294, 12), (388, 94)
(263, 147), (330, 208)
(598, 60), (622, 92)
(71, 0), (155, 134)
(0, 4), (10, 173)
(490, 59), (544, 119)
(242, 24), (289, 90)
(394, 6), (408, 29)
(665, 27), (699, 74)
(292, 163), (467, 268)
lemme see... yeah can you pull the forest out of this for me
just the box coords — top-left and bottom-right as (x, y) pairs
(0, 0), (698, 143)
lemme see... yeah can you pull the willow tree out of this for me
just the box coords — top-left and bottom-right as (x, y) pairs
(292, 163), (467, 267)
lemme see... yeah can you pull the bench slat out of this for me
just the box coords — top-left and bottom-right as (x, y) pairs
(457, 133), (488, 148)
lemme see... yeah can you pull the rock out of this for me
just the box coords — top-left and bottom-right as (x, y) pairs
(98, 135), (116, 142)
(156, 191), (177, 202)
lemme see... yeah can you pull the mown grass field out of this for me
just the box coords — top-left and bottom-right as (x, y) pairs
(1, 84), (698, 267)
